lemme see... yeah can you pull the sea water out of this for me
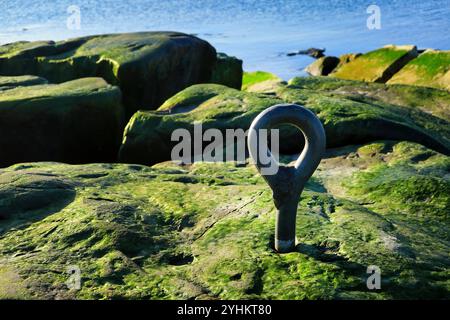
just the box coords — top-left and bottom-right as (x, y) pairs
(0, 0), (449, 80)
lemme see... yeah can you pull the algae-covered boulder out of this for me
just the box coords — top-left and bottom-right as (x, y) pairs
(210, 53), (243, 90)
(119, 84), (282, 165)
(305, 56), (340, 76)
(331, 45), (418, 83)
(387, 50), (450, 91)
(119, 77), (450, 165)
(280, 77), (450, 153)
(0, 140), (448, 299)
(0, 78), (123, 167)
(0, 32), (220, 117)
(332, 53), (362, 73)
(287, 76), (450, 121)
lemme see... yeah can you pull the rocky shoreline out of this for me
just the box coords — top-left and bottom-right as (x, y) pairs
(305, 44), (450, 92)
(0, 32), (448, 300)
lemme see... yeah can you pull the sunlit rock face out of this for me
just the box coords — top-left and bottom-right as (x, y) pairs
(387, 50), (450, 91)
(323, 45), (449, 91)
(331, 45), (418, 83)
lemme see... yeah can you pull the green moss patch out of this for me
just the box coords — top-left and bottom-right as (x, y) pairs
(332, 45), (418, 83)
(0, 140), (448, 299)
(388, 50), (450, 91)
(242, 71), (281, 91)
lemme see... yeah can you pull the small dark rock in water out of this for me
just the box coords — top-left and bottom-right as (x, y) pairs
(301, 48), (325, 58)
(287, 48), (325, 58)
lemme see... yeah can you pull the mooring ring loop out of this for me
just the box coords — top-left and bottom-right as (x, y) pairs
(248, 103), (326, 252)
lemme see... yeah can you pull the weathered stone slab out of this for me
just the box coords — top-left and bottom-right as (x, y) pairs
(331, 45), (418, 83)
(388, 49), (450, 91)
(0, 78), (123, 167)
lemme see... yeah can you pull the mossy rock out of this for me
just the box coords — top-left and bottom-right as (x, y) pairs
(0, 77), (124, 167)
(0, 32), (221, 117)
(388, 50), (450, 91)
(0, 140), (448, 299)
(119, 78), (449, 165)
(242, 71), (283, 92)
(333, 53), (362, 72)
(305, 56), (340, 76)
(119, 84), (282, 165)
(287, 76), (450, 121)
(210, 53), (243, 90)
(275, 81), (449, 154)
(0, 75), (47, 90)
(331, 45), (418, 83)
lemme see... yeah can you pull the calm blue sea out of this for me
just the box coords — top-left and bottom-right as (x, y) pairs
(0, 0), (449, 79)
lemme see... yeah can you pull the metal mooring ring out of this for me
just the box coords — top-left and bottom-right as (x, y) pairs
(248, 104), (326, 253)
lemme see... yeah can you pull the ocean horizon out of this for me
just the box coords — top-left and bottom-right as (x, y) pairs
(1, 0), (449, 79)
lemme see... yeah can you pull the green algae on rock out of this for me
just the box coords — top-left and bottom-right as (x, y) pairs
(0, 77), (123, 167)
(210, 53), (243, 90)
(0, 75), (47, 90)
(242, 71), (283, 92)
(119, 78), (450, 165)
(305, 56), (340, 76)
(287, 76), (450, 121)
(0, 32), (223, 117)
(333, 53), (362, 72)
(387, 49), (450, 91)
(331, 45), (418, 83)
(0, 140), (448, 299)
(119, 84), (283, 165)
